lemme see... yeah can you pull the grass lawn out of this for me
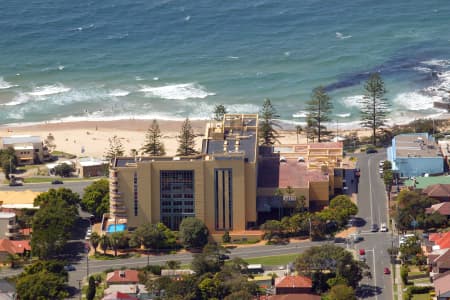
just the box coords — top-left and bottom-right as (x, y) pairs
(242, 254), (298, 266)
(411, 294), (429, 300)
(90, 253), (131, 260)
(24, 177), (93, 183)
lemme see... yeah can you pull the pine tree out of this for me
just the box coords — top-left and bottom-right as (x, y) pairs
(213, 104), (227, 121)
(141, 120), (166, 156)
(104, 135), (125, 160)
(259, 98), (280, 145)
(177, 118), (198, 156)
(305, 86), (333, 143)
(359, 73), (390, 145)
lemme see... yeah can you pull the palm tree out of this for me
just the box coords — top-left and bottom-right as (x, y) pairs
(90, 232), (100, 255)
(99, 234), (109, 255)
(109, 232), (121, 257)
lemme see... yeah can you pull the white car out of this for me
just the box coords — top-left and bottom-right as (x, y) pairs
(380, 223), (388, 232)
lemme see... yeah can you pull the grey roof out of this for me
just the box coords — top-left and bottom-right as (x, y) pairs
(2, 136), (41, 145)
(203, 132), (257, 163)
(394, 133), (441, 158)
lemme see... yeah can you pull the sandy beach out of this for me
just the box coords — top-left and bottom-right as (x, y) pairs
(0, 119), (372, 159)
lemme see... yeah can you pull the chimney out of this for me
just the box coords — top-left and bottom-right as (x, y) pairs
(119, 271), (125, 278)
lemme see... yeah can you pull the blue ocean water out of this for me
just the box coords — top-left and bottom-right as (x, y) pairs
(1, 0), (450, 127)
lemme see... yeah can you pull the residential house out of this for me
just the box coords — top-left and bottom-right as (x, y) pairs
(426, 202), (450, 220)
(422, 184), (450, 202)
(0, 213), (19, 240)
(102, 292), (138, 300)
(76, 157), (108, 178)
(103, 284), (148, 299)
(387, 133), (444, 178)
(429, 232), (450, 250)
(160, 269), (195, 280)
(429, 248), (450, 279)
(434, 271), (450, 300)
(275, 275), (313, 295)
(0, 239), (30, 263)
(0, 135), (49, 165)
(106, 270), (139, 286)
(264, 295), (321, 300)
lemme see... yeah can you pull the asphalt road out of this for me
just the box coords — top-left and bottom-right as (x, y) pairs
(0, 180), (95, 196)
(355, 150), (394, 300)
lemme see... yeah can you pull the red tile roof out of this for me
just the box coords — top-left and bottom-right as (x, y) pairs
(426, 202), (450, 216)
(279, 160), (328, 188)
(422, 184), (450, 198)
(264, 294), (321, 300)
(103, 292), (138, 300)
(275, 275), (313, 289)
(106, 270), (139, 285)
(0, 239), (30, 254)
(429, 232), (450, 249)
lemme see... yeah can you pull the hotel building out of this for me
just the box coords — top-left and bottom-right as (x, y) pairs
(108, 114), (347, 233)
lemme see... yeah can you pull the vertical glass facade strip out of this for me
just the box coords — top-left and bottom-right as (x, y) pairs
(214, 168), (233, 230)
(133, 172), (138, 216)
(160, 170), (195, 230)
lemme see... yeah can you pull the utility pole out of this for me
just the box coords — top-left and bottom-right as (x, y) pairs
(77, 280), (82, 300)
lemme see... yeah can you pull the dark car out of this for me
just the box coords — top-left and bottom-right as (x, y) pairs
(9, 181), (23, 186)
(51, 180), (64, 184)
(218, 254), (230, 260)
(64, 264), (76, 271)
(366, 148), (378, 154)
(370, 224), (379, 232)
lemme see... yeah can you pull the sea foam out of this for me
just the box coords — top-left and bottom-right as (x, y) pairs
(108, 89), (130, 97)
(139, 83), (215, 100)
(0, 77), (18, 89)
(28, 84), (71, 97)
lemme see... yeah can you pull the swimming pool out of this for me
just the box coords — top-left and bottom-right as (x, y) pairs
(107, 223), (127, 233)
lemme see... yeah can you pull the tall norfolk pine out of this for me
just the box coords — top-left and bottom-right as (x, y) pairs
(359, 73), (390, 145)
(177, 118), (198, 156)
(305, 86), (333, 143)
(259, 98), (280, 145)
(142, 120), (166, 156)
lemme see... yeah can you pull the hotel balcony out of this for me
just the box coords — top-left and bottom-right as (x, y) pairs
(5, 231), (19, 238)
(110, 206), (126, 214)
(7, 224), (19, 230)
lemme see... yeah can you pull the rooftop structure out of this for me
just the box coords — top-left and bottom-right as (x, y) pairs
(426, 202), (450, 216)
(388, 133), (444, 177)
(0, 191), (41, 210)
(106, 270), (139, 286)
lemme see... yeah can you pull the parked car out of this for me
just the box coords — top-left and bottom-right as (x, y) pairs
(64, 264), (76, 271)
(359, 249), (366, 256)
(334, 237), (346, 244)
(366, 148), (378, 154)
(218, 254), (230, 260)
(51, 180), (64, 184)
(384, 267), (391, 275)
(9, 181), (23, 186)
(380, 223), (388, 232)
(370, 224), (379, 232)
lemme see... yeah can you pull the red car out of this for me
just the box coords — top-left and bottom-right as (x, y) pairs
(384, 267), (391, 275)
(359, 249), (366, 256)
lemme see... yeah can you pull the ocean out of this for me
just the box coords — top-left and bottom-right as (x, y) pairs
(1, 0), (450, 128)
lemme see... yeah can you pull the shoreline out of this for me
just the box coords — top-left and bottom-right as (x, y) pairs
(0, 116), (446, 159)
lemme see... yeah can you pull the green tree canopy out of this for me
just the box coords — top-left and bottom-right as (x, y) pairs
(177, 118), (198, 156)
(305, 86), (333, 142)
(213, 104), (227, 121)
(142, 120), (166, 156)
(326, 284), (356, 300)
(129, 222), (176, 251)
(179, 217), (209, 249)
(16, 260), (69, 300)
(54, 163), (74, 177)
(295, 244), (366, 291)
(104, 135), (125, 160)
(359, 73), (390, 145)
(259, 98), (280, 145)
(81, 179), (109, 220)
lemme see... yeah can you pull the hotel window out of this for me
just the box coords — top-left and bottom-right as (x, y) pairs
(214, 169), (233, 231)
(133, 173), (138, 216)
(160, 170), (195, 230)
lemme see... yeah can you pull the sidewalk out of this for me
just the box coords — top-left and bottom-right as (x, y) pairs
(395, 263), (402, 300)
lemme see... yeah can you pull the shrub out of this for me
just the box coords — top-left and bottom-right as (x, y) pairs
(400, 265), (409, 285)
